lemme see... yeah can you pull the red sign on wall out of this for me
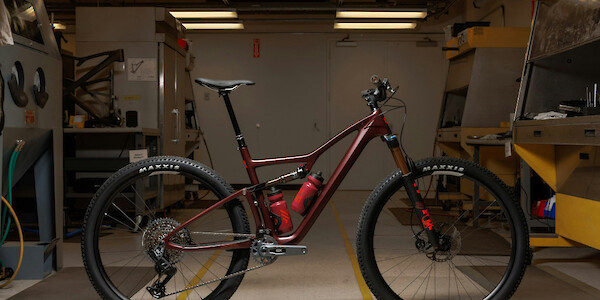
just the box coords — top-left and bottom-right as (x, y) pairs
(25, 110), (35, 125)
(253, 39), (260, 58)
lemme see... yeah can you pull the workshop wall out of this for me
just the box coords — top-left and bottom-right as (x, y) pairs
(188, 33), (446, 189)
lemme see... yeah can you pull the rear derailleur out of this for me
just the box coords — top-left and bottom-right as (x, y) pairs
(146, 242), (177, 299)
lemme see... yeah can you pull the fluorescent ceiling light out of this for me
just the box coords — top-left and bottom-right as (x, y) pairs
(336, 10), (427, 19)
(183, 23), (244, 30)
(334, 22), (417, 30)
(170, 11), (238, 19)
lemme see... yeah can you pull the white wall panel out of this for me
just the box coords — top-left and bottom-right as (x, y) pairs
(329, 39), (446, 189)
(188, 33), (446, 189)
(190, 34), (330, 184)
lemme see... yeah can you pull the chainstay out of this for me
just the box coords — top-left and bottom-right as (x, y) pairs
(159, 231), (262, 298)
(161, 262), (270, 298)
(189, 231), (256, 238)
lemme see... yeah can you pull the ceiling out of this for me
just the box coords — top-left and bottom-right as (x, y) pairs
(45, 0), (458, 32)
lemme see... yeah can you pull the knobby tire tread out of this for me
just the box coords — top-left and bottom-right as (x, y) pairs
(356, 157), (530, 300)
(82, 156), (250, 300)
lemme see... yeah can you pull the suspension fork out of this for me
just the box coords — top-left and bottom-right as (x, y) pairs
(384, 134), (439, 249)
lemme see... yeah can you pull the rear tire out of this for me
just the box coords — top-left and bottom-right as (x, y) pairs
(82, 156), (250, 299)
(356, 157), (529, 299)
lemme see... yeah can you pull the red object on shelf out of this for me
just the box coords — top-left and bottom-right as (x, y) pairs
(532, 199), (548, 218)
(177, 39), (188, 50)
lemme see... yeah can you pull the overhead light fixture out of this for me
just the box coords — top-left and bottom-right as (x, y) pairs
(170, 11), (238, 19)
(336, 9), (427, 19)
(183, 23), (244, 30)
(334, 22), (417, 30)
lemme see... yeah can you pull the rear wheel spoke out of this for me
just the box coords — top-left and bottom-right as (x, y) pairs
(83, 157), (251, 300)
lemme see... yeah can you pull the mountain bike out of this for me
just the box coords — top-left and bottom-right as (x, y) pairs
(82, 75), (530, 299)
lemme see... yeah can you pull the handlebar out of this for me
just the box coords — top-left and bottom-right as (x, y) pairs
(362, 75), (396, 108)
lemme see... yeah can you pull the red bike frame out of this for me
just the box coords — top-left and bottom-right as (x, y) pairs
(164, 97), (411, 252)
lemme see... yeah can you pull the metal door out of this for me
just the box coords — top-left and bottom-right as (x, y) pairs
(159, 43), (186, 207)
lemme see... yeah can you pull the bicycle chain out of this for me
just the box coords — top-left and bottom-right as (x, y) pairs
(161, 261), (270, 298)
(158, 232), (269, 298)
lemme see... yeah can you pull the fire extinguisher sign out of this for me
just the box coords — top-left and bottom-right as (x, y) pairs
(253, 39), (260, 58)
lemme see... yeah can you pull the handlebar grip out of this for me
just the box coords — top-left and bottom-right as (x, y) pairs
(370, 75), (381, 86)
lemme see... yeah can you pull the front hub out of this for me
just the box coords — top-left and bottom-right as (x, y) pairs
(415, 223), (461, 262)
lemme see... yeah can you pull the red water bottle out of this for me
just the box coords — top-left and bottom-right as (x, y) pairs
(267, 187), (293, 234)
(292, 171), (324, 215)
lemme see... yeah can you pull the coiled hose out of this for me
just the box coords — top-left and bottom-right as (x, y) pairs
(0, 141), (25, 287)
(1, 140), (24, 245)
(0, 196), (23, 288)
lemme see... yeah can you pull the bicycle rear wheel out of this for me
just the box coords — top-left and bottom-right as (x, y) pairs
(357, 157), (529, 299)
(82, 156), (251, 300)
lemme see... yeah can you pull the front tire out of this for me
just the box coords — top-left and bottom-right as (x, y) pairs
(357, 157), (529, 299)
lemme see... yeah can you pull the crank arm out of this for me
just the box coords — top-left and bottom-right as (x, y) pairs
(262, 244), (308, 256)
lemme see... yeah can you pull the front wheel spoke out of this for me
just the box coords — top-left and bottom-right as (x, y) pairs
(441, 210), (470, 236)
(381, 252), (418, 276)
(399, 261), (433, 297)
(451, 259), (488, 297)
(450, 261), (473, 300)
(462, 256), (502, 292)
(375, 252), (417, 263)
(468, 200), (499, 227)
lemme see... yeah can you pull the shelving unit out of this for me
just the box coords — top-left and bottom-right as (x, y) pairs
(62, 128), (160, 234)
(513, 0), (600, 249)
(437, 27), (529, 197)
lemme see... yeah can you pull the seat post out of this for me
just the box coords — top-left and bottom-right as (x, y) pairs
(220, 91), (247, 148)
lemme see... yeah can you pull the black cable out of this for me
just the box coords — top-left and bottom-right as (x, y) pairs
(381, 96), (409, 159)
(199, 129), (214, 170)
(118, 133), (130, 158)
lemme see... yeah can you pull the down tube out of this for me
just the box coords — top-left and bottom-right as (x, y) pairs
(277, 116), (391, 245)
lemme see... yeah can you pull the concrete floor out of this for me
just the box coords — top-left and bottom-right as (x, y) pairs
(2, 190), (600, 299)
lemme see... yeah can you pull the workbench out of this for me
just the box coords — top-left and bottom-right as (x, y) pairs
(513, 0), (600, 250)
(436, 26), (528, 192)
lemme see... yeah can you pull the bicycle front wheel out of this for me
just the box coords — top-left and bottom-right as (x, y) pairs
(82, 156), (251, 300)
(357, 157), (529, 299)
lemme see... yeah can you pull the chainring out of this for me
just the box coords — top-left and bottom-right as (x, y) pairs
(251, 235), (278, 265)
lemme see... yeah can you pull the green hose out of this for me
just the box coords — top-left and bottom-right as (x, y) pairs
(1, 141), (24, 246)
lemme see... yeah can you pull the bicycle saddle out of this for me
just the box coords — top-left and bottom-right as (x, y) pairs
(194, 78), (255, 92)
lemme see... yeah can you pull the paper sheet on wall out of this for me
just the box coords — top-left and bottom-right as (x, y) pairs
(127, 58), (157, 81)
(129, 149), (148, 163)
